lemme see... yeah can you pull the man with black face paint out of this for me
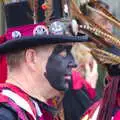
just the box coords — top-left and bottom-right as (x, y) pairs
(45, 45), (77, 91)
(0, 1), (89, 120)
(0, 42), (83, 120)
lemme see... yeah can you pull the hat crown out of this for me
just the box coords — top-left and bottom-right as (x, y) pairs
(5, 0), (45, 28)
(0, 0), (89, 54)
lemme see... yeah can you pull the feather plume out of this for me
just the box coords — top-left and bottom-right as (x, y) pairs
(70, 0), (88, 25)
(79, 25), (120, 48)
(91, 48), (120, 65)
(28, 0), (38, 24)
(89, 0), (120, 29)
(69, 0), (114, 37)
(43, 0), (53, 22)
(70, 0), (120, 51)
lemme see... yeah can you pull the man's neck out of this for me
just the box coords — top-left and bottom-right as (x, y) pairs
(7, 70), (60, 103)
(6, 78), (49, 103)
(7, 70), (50, 103)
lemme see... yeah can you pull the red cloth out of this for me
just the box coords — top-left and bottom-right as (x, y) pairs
(0, 35), (7, 83)
(72, 70), (96, 99)
(72, 70), (85, 90)
(114, 111), (120, 120)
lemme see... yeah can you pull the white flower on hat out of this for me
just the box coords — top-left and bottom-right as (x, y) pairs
(49, 21), (65, 35)
(12, 31), (22, 39)
(33, 25), (49, 36)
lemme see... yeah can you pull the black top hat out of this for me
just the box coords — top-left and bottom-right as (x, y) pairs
(0, 0), (89, 54)
(5, 0), (45, 28)
(92, 45), (120, 76)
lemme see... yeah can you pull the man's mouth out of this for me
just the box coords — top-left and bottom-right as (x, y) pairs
(64, 74), (72, 80)
(64, 74), (72, 89)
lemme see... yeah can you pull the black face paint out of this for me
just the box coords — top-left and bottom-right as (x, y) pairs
(45, 45), (77, 91)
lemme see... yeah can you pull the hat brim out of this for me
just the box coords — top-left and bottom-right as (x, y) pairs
(0, 35), (89, 54)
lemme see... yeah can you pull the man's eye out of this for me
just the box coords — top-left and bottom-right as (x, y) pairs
(59, 50), (67, 57)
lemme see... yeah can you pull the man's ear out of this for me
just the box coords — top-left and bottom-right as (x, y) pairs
(25, 49), (38, 71)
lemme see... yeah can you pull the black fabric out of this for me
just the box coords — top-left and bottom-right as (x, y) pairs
(50, 0), (63, 20)
(112, 106), (120, 116)
(5, 1), (33, 28)
(63, 87), (99, 120)
(38, 0), (45, 22)
(0, 35), (89, 54)
(0, 105), (18, 120)
(107, 64), (120, 76)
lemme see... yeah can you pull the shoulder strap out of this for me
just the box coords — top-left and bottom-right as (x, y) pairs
(0, 83), (41, 120)
(0, 93), (28, 120)
(2, 89), (36, 120)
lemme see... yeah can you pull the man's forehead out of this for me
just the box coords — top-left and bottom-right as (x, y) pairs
(46, 43), (75, 53)
(36, 43), (76, 52)
(53, 42), (75, 47)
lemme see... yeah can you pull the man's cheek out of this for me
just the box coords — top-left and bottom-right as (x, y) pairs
(45, 56), (67, 90)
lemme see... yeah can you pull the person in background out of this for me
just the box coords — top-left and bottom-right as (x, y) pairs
(63, 43), (99, 120)
(81, 46), (120, 120)
(83, 0), (113, 97)
(63, 0), (113, 120)
(72, 43), (98, 89)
